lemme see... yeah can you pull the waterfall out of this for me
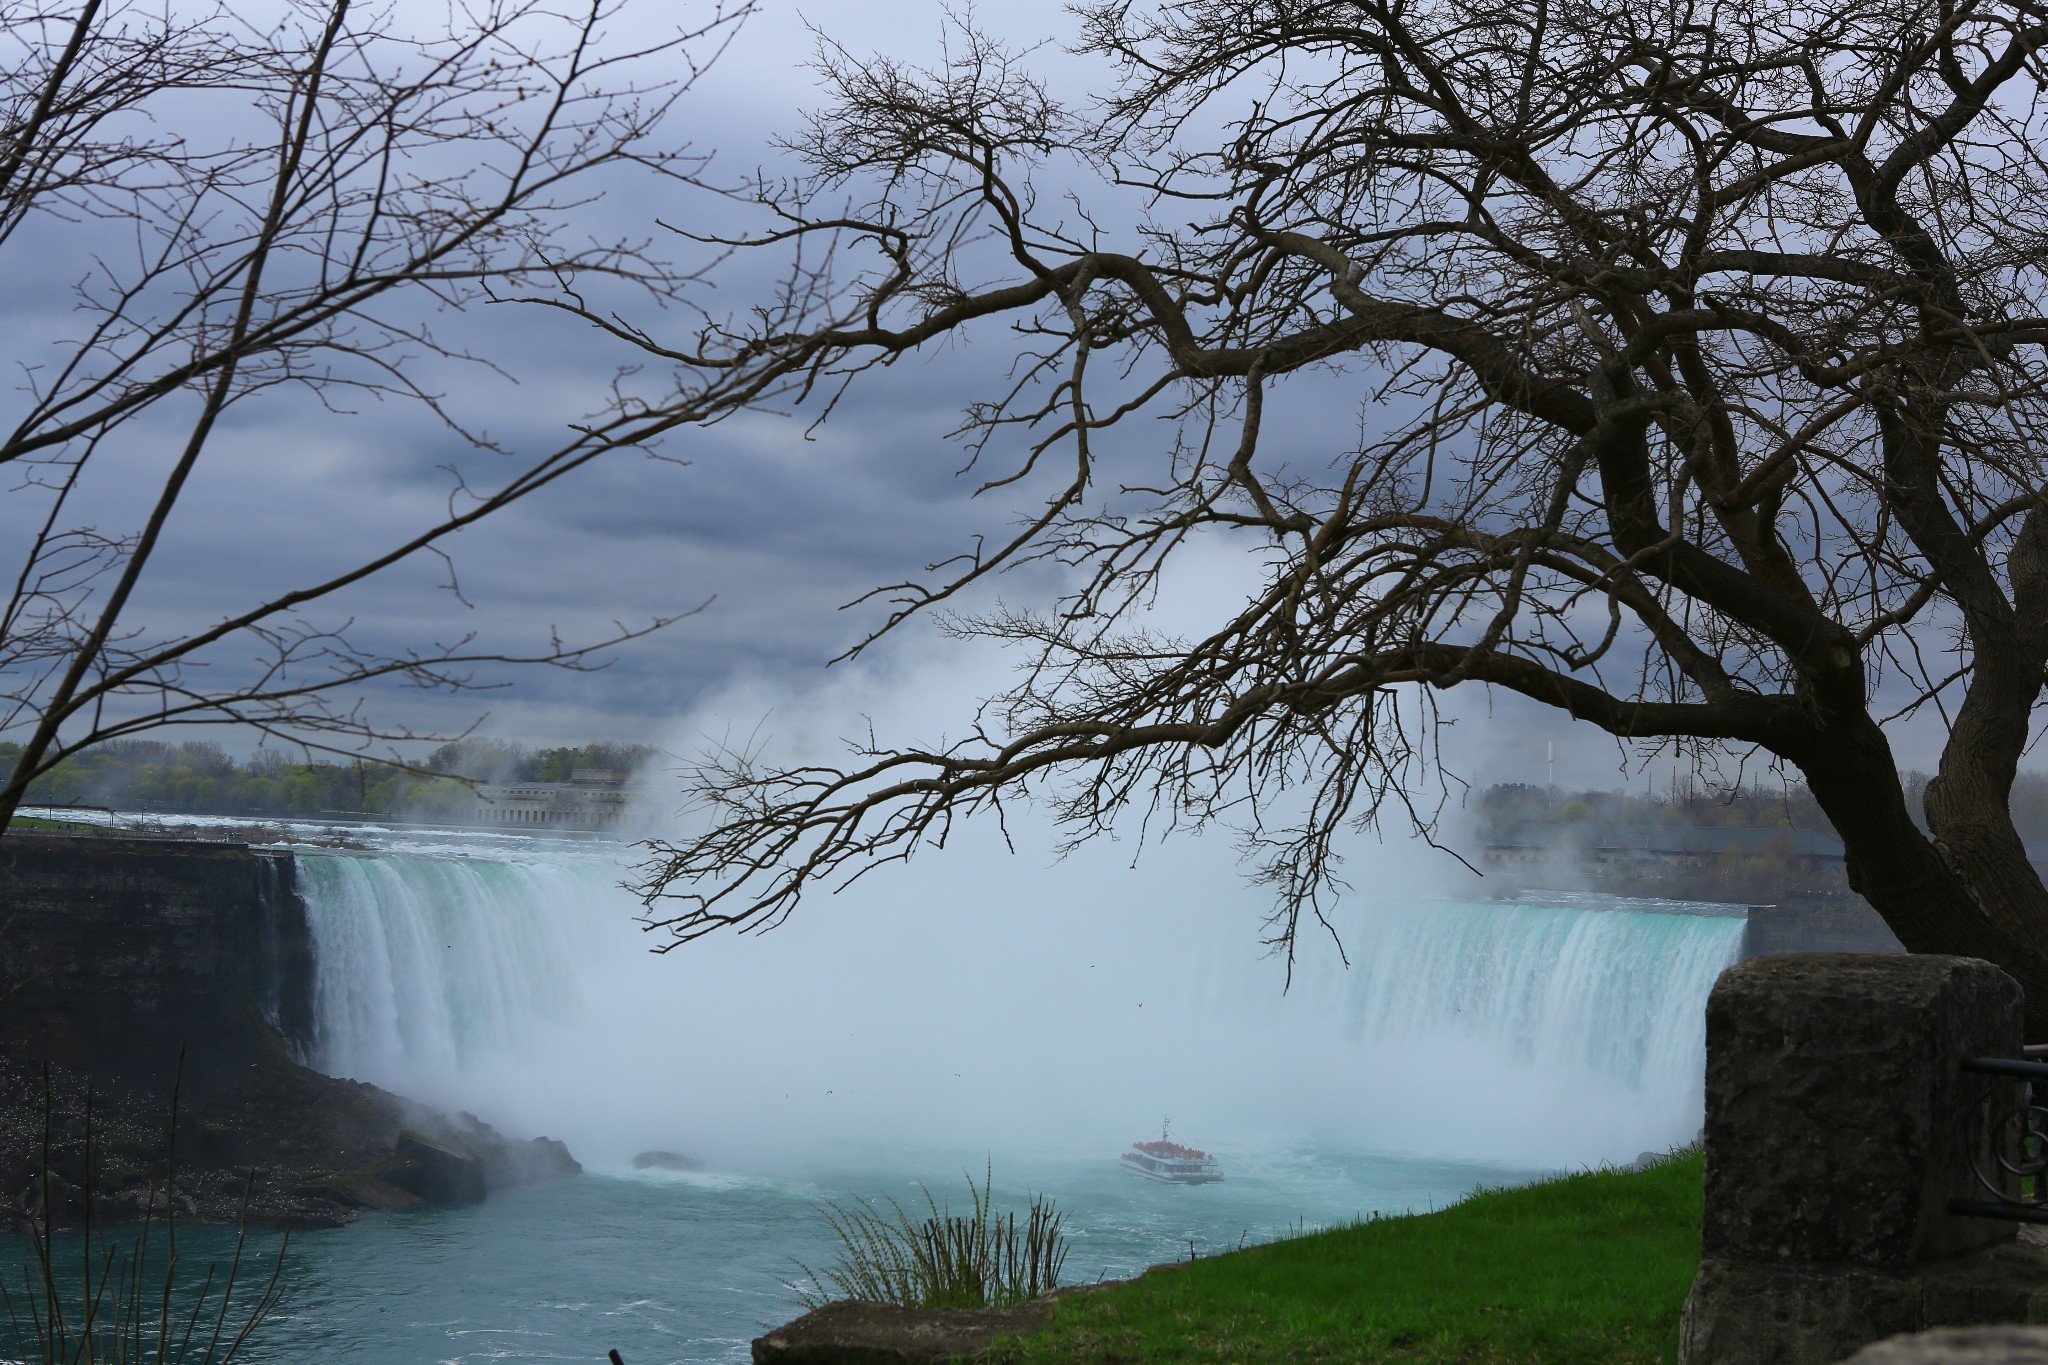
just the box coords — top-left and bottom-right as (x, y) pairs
(1241, 898), (1745, 1159)
(294, 846), (627, 1093)
(288, 835), (1746, 1169)
(1301, 898), (1743, 1094)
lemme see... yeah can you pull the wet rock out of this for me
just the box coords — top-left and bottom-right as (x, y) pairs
(0, 835), (315, 1088)
(294, 1172), (424, 1213)
(0, 836), (591, 1228)
(18, 1170), (82, 1225)
(433, 1110), (580, 1190)
(487, 1135), (582, 1187)
(382, 1130), (485, 1205)
(751, 1300), (1055, 1365)
(179, 1123), (255, 1169)
(0, 1020), (573, 1228)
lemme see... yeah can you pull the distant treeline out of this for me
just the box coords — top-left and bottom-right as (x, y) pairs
(417, 738), (656, 785)
(4, 738), (658, 821)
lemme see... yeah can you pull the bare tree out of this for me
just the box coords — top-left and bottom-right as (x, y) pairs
(0, 0), (788, 832)
(627, 0), (2048, 1026)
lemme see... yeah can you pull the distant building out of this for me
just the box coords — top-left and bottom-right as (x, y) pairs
(473, 769), (642, 830)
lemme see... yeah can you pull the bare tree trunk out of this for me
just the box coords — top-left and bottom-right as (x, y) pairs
(1799, 716), (2048, 1036)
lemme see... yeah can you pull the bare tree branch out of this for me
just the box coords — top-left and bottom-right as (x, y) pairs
(624, 0), (2048, 1026)
(0, 0), (773, 830)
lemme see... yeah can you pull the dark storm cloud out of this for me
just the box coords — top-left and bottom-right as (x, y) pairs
(0, 0), (1075, 751)
(4, 0), (1984, 779)
(109, 365), (1012, 746)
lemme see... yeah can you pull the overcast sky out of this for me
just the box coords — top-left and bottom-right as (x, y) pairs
(1, 0), (1983, 799)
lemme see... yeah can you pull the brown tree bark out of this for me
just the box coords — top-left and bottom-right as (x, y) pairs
(1797, 713), (2048, 1035)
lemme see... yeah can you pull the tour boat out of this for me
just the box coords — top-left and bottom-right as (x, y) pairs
(1121, 1119), (1223, 1184)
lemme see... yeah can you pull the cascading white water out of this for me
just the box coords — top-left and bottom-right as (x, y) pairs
(1302, 897), (1743, 1088)
(1243, 898), (1745, 1158)
(289, 831), (1745, 1172)
(295, 845), (625, 1094)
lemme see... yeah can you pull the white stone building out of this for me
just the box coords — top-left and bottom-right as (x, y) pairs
(473, 769), (640, 831)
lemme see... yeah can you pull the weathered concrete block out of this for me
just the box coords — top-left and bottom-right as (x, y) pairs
(1700, 954), (2022, 1272)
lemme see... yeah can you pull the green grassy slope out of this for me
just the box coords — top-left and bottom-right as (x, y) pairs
(995, 1151), (1703, 1364)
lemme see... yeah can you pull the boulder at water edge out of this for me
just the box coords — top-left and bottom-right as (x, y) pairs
(383, 1130), (486, 1205)
(752, 1300), (1055, 1365)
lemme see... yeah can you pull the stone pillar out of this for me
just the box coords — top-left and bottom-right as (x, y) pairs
(1680, 953), (2048, 1365)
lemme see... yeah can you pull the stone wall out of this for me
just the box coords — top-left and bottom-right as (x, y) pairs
(0, 834), (314, 1085)
(1743, 898), (1906, 957)
(1680, 954), (2048, 1365)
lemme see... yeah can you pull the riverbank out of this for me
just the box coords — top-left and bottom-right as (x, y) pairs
(982, 1149), (1704, 1364)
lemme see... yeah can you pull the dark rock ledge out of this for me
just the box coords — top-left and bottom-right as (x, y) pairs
(751, 1300), (1060, 1365)
(0, 1054), (579, 1230)
(0, 834), (579, 1230)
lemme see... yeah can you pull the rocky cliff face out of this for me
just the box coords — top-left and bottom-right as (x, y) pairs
(0, 832), (577, 1227)
(0, 834), (314, 1085)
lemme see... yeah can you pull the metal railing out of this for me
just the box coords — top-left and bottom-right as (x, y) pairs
(1953, 1054), (2048, 1222)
